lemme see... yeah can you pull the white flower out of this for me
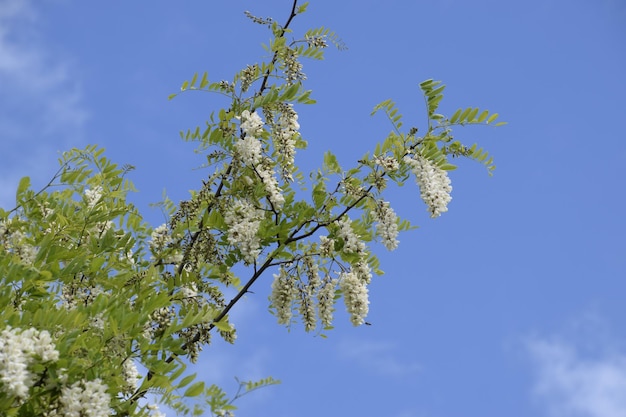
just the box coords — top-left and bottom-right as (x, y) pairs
(122, 360), (141, 394)
(84, 186), (103, 209)
(234, 135), (263, 166)
(373, 155), (399, 171)
(270, 267), (297, 325)
(274, 104), (300, 182)
(404, 154), (452, 218)
(0, 327), (59, 400)
(239, 110), (264, 137)
(150, 224), (171, 252)
(371, 201), (399, 251)
(258, 167), (285, 208)
(223, 200), (263, 264)
(336, 217), (365, 254)
(339, 270), (369, 326)
(318, 235), (335, 257)
(317, 278), (337, 328)
(59, 378), (111, 417)
(353, 259), (373, 285)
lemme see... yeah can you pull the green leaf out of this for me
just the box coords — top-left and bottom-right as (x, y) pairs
(449, 109), (462, 124)
(477, 110), (489, 123)
(181, 80), (189, 91)
(184, 381), (206, 397)
(178, 373), (197, 389)
(214, 318), (232, 332)
(16, 176), (31, 200)
(487, 113), (499, 124)
(200, 71), (209, 89)
(323, 151), (341, 174)
(190, 72), (198, 88)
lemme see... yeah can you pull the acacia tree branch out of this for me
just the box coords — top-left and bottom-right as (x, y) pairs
(175, 0), (299, 278)
(141, 0), (303, 387)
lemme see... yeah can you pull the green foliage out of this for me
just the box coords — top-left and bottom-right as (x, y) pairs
(0, 1), (504, 416)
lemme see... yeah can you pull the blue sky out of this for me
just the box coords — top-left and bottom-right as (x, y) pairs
(1, 0), (625, 416)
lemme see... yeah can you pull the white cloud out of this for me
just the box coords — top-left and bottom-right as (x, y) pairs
(0, 0), (88, 208)
(337, 338), (420, 377)
(527, 337), (626, 417)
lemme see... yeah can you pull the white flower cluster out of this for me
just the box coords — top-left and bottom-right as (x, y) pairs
(274, 104), (300, 182)
(4, 228), (37, 265)
(235, 110), (285, 208)
(339, 270), (369, 326)
(61, 283), (102, 310)
(373, 155), (399, 172)
(257, 166), (285, 208)
(235, 136), (262, 166)
(0, 327), (59, 400)
(150, 224), (171, 253)
(143, 306), (175, 339)
(59, 378), (111, 417)
(404, 154), (452, 218)
(223, 200), (263, 264)
(318, 235), (335, 257)
(84, 186), (103, 209)
(371, 201), (399, 251)
(122, 359), (141, 395)
(336, 217), (365, 254)
(317, 278), (337, 328)
(353, 259), (373, 285)
(149, 224), (182, 264)
(299, 257), (320, 332)
(239, 110), (264, 137)
(270, 267), (297, 325)
(281, 47), (305, 84)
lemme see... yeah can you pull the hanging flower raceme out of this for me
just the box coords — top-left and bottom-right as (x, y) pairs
(223, 200), (263, 265)
(58, 378), (111, 417)
(0, 327), (59, 400)
(235, 110), (285, 208)
(371, 200), (399, 251)
(403, 153), (452, 218)
(335, 217), (365, 254)
(270, 267), (297, 325)
(273, 103), (300, 182)
(339, 270), (369, 326)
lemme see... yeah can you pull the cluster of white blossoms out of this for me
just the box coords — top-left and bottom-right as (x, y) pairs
(273, 104), (300, 182)
(223, 200), (264, 264)
(318, 235), (335, 257)
(317, 278), (337, 328)
(1, 227), (37, 265)
(235, 110), (285, 208)
(403, 154), (452, 218)
(150, 224), (171, 253)
(270, 267), (297, 325)
(336, 217), (366, 254)
(57, 378), (111, 417)
(0, 327), (59, 400)
(339, 270), (369, 326)
(371, 201), (399, 251)
(239, 110), (264, 137)
(234, 135), (262, 166)
(143, 306), (175, 340)
(299, 257), (320, 332)
(121, 359), (141, 395)
(149, 224), (182, 264)
(84, 186), (103, 209)
(373, 154), (399, 172)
